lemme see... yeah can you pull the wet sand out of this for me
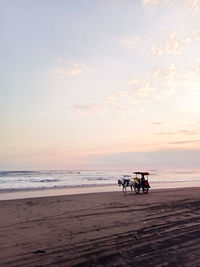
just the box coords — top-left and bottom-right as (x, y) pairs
(0, 188), (200, 266)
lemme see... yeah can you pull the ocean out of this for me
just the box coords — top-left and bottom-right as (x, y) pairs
(0, 169), (200, 200)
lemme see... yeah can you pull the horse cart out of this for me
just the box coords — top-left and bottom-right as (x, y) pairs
(133, 172), (150, 194)
(118, 172), (150, 194)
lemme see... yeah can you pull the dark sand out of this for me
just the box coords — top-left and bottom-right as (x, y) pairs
(0, 188), (200, 266)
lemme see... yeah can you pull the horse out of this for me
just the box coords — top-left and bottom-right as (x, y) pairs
(118, 178), (135, 193)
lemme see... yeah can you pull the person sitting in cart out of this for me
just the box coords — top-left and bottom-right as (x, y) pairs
(141, 173), (145, 186)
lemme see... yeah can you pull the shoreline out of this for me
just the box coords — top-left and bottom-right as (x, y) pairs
(0, 180), (200, 201)
(0, 184), (117, 201)
(1, 188), (200, 266)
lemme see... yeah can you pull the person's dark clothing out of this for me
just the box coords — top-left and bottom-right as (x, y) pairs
(141, 174), (145, 186)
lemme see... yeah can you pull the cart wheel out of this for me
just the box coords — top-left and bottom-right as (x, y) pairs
(142, 187), (149, 194)
(135, 187), (140, 194)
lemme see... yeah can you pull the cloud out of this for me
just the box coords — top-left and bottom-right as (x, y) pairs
(51, 64), (84, 76)
(103, 94), (119, 105)
(128, 81), (156, 98)
(104, 80), (156, 109)
(73, 104), (107, 115)
(183, 0), (200, 12)
(155, 130), (198, 136)
(194, 55), (200, 62)
(169, 139), (200, 144)
(116, 104), (135, 114)
(151, 32), (190, 56)
(192, 29), (200, 41)
(127, 79), (140, 86)
(68, 64), (83, 76)
(152, 64), (176, 80)
(166, 63), (200, 97)
(142, 0), (160, 7)
(51, 68), (66, 75)
(152, 122), (163, 125)
(103, 89), (134, 105)
(103, 66), (176, 112)
(142, 0), (200, 11)
(74, 62), (179, 118)
(122, 36), (141, 46)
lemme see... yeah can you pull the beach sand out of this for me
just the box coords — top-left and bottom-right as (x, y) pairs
(0, 188), (200, 266)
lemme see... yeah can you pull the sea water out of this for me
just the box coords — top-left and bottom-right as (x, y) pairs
(0, 169), (200, 200)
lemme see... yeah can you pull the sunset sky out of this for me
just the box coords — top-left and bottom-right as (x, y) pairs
(1, 0), (200, 170)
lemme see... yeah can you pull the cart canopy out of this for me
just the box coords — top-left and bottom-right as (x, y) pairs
(133, 172), (150, 175)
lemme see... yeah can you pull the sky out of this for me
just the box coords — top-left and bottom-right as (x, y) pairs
(1, 0), (200, 170)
